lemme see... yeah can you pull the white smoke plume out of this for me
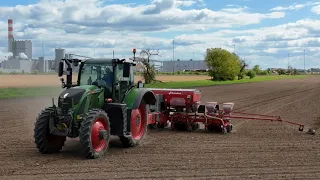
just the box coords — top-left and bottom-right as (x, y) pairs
(0, 52), (13, 62)
(18, 52), (28, 59)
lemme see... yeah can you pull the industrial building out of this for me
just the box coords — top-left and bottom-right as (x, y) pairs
(7, 19), (32, 59)
(131, 58), (208, 73)
(161, 60), (208, 72)
(0, 19), (68, 73)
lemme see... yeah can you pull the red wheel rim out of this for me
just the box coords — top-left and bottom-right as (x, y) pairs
(131, 103), (146, 140)
(91, 117), (108, 152)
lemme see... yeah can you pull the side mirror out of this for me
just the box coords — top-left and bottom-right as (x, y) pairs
(73, 61), (79, 67)
(137, 81), (144, 88)
(58, 61), (64, 77)
(123, 63), (130, 77)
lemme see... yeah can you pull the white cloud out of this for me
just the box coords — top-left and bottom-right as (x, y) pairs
(311, 5), (320, 14)
(270, 1), (320, 12)
(176, 0), (203, 7)
(270, 3), (306, 11)
(0, 0), (319, 69)
(0, 0), (285, 33)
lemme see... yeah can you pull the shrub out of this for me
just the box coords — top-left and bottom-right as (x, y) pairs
(246, 70), (256, 79)
(259, 70), (268, 75)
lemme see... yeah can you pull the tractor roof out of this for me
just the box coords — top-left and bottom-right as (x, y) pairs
(83, 58), (114, 64)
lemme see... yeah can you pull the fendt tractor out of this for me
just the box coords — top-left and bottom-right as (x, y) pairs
(34, 49), (157, 159)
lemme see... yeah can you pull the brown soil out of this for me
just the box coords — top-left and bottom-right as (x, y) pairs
(0, 74), (209, 88)
(0, 77), (320, 179)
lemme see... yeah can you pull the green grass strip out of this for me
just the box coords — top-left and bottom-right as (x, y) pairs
(0, 86), (62, 99)
(0, 75), (308, 99)
(145, 75), (308, 88)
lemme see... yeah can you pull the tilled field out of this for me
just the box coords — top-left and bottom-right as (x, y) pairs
(0, 77), (320, 180)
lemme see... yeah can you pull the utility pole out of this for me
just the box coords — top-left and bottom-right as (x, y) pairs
(288, 53), (290, 71)
(172, 39), (175, 73)
(172, 40), (175, 61)
(304, 49), (306, 72)
(42, 42), (44, 57)
(193, 52), (195, 60)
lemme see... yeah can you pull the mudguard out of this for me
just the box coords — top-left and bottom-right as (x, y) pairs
(123, 88), (156, 109)
(122, 87), (156, 135)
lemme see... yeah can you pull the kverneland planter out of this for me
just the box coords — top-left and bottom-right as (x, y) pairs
(145, 88), (309, 133)
(34, 49), (314, 159)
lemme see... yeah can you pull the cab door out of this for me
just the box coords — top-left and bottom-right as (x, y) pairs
(114, 62), (133, 103)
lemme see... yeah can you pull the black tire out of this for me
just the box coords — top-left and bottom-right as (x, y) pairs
(226, 124), (233, 133)
(120, 100), (148, 148)
(34, 107), (66, 154)
(79, 109), (111, 159)
(191, 123), (200, 130)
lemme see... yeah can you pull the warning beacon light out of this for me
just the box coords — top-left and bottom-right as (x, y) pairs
(133, 48), (136, 61)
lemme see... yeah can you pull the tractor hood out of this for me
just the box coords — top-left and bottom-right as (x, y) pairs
(58, 85), (100, 107)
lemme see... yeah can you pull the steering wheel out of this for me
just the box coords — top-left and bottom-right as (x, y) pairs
(92, 80), (112, 96)
(92, 79), (106, 87)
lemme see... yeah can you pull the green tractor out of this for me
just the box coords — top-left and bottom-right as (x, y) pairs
(34, 49), (156, 159)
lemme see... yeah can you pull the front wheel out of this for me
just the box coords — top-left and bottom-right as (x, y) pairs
(34, 107), (66, 154)
(79, 109), (111, 159)
(120, 100), (148, 148)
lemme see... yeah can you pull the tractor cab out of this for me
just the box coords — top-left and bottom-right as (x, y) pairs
(76, 58), (135, 102)
(58, 54), (136, 104)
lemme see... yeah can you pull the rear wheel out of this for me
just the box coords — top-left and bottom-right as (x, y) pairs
(79, 109), (111, 159)
(34, 107), (66, 154)
(120, 100), (148, 148)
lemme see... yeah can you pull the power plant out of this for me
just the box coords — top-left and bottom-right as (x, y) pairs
(0, 19), (69, 73)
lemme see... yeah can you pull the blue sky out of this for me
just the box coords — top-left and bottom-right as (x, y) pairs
(0, 0), (319, 69)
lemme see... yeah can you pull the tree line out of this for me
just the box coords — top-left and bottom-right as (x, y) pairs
(205, 47), (300, 81)
(137, 47), (301, 84)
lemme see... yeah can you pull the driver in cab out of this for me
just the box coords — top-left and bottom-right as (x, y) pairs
(102, 67), (113, 85)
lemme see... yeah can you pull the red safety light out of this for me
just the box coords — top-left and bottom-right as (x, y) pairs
(133, 48), (136, 53)
(105, 98), (112, 103)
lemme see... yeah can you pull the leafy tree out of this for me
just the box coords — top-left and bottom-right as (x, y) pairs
(236, 56), (248, 80)
(253, 65), (260, 75)
(277, 69), (286, 75)
(140, 48), (161, 84)
(205, 48), (240, 81)
(259, 70), (268, 75)
(141, 59), (156, 84)
(246, 70), (256, 79)
(266, 68), (272, 74)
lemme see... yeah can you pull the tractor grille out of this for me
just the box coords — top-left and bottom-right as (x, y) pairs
(58, 97), (73, 113)
(58, 88), (85, 114)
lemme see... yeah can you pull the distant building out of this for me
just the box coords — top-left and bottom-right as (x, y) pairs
(161, 60), (208, 73)
(13, 40), (32, 59)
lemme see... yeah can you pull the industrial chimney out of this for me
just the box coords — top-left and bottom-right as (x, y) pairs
(8, 19), (14, 53)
